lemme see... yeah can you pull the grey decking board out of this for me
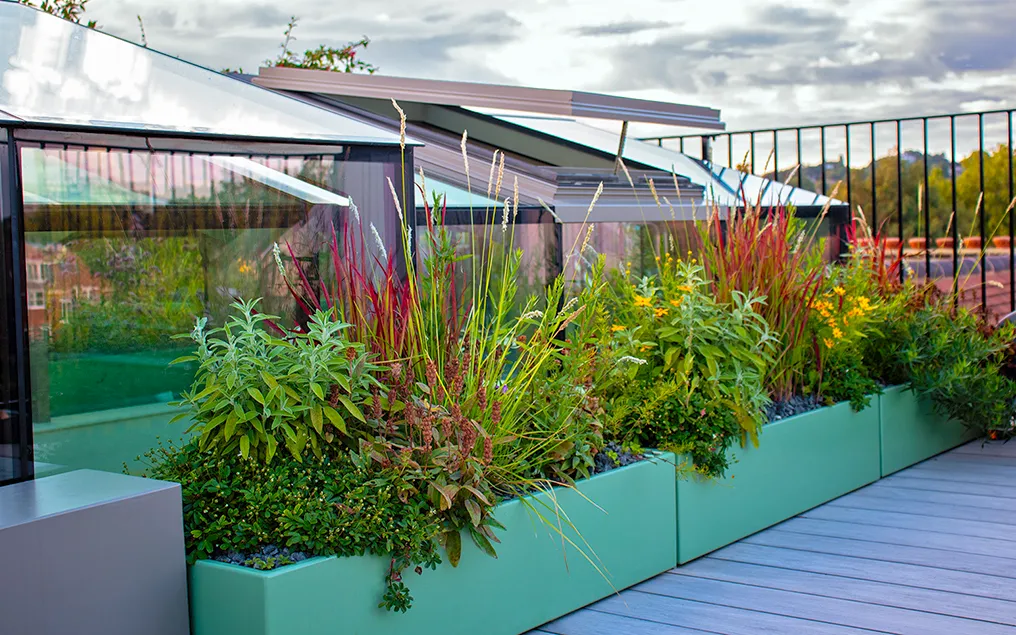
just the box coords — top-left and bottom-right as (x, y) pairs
(802, 505), (1016, 542)
(534, 610), (717, 635)
(588, 592), (890, 634)
(671, 557), (1016, 625)
(637, 570), (1015, 635)
(950, 442), (1016, 458)
(890, 462), (1016, 487)
(851, 481), (1016, 511)
(744, 529), (1016, 579)
(534, 429), (1016, 635)
(877, 473), (1016, 499)
(710, 543), (1016, 602)
(774, 516), (1016, 560)
(828, 491), (1016, 525)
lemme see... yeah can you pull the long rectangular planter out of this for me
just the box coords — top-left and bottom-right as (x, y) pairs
(189, 452), (676, 635)
(879, 384), (977, 477)
(676, 400), (880, 564)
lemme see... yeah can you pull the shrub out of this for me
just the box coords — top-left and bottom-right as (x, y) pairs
(601, 256), (774, 476)
(170, 300), (382, 462)
(147, 440), (440, 612)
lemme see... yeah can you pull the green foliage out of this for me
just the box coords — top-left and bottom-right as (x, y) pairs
(20, 0), (97, 27)
(171, 300), (381, 462)
(600, 257), (775, 476)
(896, 304), (1016, 438)
(52, 238), (203, 354)
(146, 439), (441, 612)
(266, 17), (377, 74)
(698, 206), (825, 399)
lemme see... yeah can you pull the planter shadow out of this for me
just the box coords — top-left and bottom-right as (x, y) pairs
(676, 400), (881, 564)
(189, 452), (677, 635)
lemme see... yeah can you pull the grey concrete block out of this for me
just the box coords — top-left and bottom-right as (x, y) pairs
(0, 469), (190, 635)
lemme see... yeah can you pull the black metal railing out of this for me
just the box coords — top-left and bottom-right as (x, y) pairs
(643, 109), (1016, 318)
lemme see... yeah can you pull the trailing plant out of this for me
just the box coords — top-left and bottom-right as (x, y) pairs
(170, 300), (381, 462)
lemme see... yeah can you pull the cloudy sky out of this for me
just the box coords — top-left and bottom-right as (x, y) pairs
(87, 0), (1016, 136)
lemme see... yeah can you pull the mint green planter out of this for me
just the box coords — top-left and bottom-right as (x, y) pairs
(189, 453), (677, 635)
(676, 401), (880, 564)
(879, 385), (977, 477)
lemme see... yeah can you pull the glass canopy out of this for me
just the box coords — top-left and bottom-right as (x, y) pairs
(491, 114), (844, 209)
(0, 2), (402, 144)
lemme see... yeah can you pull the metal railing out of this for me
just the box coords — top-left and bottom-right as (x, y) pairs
(643, 109), (1016, 317)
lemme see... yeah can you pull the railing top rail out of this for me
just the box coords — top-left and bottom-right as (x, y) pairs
(639, 108), (1016, 143)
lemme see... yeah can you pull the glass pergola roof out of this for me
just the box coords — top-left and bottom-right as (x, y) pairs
(492, 114), (845, 209)
(0, 2), (402, 144)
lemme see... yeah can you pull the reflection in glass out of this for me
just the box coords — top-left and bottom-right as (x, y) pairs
(21, 144), (401, 474)
(0, 2), (400, 142)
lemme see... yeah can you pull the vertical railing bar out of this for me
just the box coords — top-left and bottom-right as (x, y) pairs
(896, 120), (904, 282)
(845, 124), (852, 223)
(871, 123), (878, 231)
(680, 137), (685, 154)
(979, 113), (987, 313)
(773, 130), (779, 185)
(820, 126), (828, 196)
(923, 118), (931, 283)
(1009, 110), (1015, 312)
(796, 128), (803, 188)
(727, 134), (733, 169)
(750, 132), (756, 175)
(951, 115), (959, 303)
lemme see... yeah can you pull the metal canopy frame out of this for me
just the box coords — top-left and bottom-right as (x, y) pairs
(254, 67), (725, 130)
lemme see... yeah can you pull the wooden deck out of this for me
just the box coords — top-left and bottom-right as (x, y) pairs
(533, 440), (1016, 635)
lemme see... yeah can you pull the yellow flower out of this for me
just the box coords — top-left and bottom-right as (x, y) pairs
(819, 309), (831, 318)
(827, 318), (837, 328)
(832, 327), (844, 339)
(611, 324), (626, 332)
(669, 298), (683, 308)
(833, 286), (846, 296)
(823, 338), (835, 349)
(639, 345), (649, 352)
(654, 307), (670, 318)
(677, 284), (694, 293)
(634, 295), (652, 308)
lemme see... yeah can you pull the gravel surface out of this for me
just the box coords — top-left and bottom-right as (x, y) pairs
(213, 544), (309, 570)
(593, 442), (645, 474)
(766, 395), (824, 422)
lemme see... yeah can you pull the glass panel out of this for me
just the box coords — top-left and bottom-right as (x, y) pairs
(21, 143), (403, 475)
(563, 221), (699, 285)
(416, 221), (560, 318)
(415, 174), (502, 209)
(0, 3), (401, 143)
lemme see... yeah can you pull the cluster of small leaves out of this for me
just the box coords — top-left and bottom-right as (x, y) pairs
(170, 300), (380, 463)
(146, 439), (441, 612)
(818, 345), (880, 411)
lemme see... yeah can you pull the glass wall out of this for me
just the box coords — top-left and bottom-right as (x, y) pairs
(563, 221), (700, 286)
(19, 142), (403, 475)
(415, 207), (560, 318)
